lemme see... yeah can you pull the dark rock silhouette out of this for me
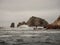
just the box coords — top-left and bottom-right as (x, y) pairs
(45, 24), (60, 29)
(45, 16), (60, 29)
(27, 16), (48, 28)
(10, 22), (15, 28)
(17, 21), (27, 27)
(22, 21), (27, 25)
(17, 22), (22, 27)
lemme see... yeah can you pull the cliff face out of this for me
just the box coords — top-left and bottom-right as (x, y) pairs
(27, 16), (48, 27)
(45, 16), (60, 29)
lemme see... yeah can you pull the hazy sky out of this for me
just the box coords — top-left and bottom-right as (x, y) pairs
(0, 0), (60, 27)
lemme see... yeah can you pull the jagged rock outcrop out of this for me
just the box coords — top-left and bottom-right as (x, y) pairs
(17, 21), (27, 27)
(10, 22), (15, 28)
(45, 16), (60, 29)
(17, 22), (22, 27)
(22, 21), (27, 25)
(27, 16), (48, 27)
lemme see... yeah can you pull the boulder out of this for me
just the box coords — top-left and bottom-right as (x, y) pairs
(22, 21), (27, 25)
(27, 16), (48, 27)
(10, 22), (15, 28)
(17, 21), (27, 27)
(17, 22), (22, 27)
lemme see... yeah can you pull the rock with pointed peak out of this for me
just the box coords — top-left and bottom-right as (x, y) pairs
(45, 16), (60, 29)
(27, 16), (48, 27)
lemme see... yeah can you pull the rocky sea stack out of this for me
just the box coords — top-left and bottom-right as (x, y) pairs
(27, 16), (48, 27)
(10, 22), (15, 28)
(17, 21), (27, 27)
(45, 16), (60, 29)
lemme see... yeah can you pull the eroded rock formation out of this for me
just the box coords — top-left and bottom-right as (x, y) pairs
(17, 22), (22, 27)
(27, 16), (48, 27)
(10, 22), (15, 28)
(17, 21), (27, 27)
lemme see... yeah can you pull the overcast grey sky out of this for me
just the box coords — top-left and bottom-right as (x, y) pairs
(0, 0), (60, 27)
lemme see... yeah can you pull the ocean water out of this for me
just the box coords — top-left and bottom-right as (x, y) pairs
(0, 28), (60, 45)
